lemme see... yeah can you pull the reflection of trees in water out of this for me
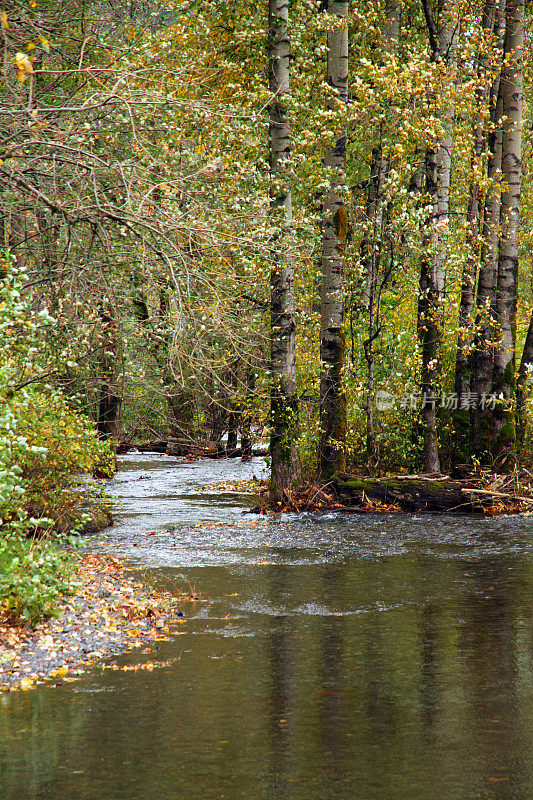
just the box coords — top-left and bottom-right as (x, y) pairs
(267, 565), (295, 800)
(459, 556), (526, 800)
(318, 565), (347, 798)
(362, 613), (396, 734)
(266, 563), (351, 799)
(419, 602), (442, 732)
(415, 554), (444, 734)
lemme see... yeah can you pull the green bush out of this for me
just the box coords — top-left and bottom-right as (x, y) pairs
(0, 534), (75, 623)
(0, 259), (112, 623)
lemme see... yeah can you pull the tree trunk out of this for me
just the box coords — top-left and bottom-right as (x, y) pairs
(453, 0), (498, 460)
(471, 0), (505, 454)
(332, 474), (490, 513)
(384, 0), (401, 48)
(517, 311), (533, 450)
(241, 366), (255, 459)
(97, 311), (122, 441)
(418, 144), (443, 473)
(418, 0), (458, 473)
(318, 0), (348, 479)
(268, 0), (301, 497)
(491, 0), (523, 463)
(226, 414), (239, 457)
(362, 146), (389, 473)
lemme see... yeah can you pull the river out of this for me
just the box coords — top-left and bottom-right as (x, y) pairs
(1, 453), (533, 800)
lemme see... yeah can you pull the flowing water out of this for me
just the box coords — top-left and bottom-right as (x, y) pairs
(1, 453), (533, 800)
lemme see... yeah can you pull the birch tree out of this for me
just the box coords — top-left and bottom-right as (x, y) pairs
(491, 0), (524, 461)
(268, 0), (302, 498)
(360, 0), (400, 473)
(470, 0), (506, 453)
(318, 0), (348, 479)
(453, 0), (499, 458)
(418, 0), (458, 473)
(517, 311), (533, 449)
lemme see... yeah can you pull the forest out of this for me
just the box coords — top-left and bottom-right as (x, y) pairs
(1, 0), (533, 615)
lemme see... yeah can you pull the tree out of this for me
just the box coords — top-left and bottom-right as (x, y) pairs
(470, 0), (506, 456)
(418, 0), (458, 473)
(268, 0), (301, 498)
(360, 0), (400, 473)
(318, 0), (348, 479)
(453, 0), (500, 460)
(491, 0), (524, 462)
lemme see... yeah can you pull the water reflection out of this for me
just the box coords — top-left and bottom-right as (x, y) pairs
(460, 557), (527, 800)
(317, 567), (346, 798)
(419, 602), (442, 731)
(267, 566), (295, 800)
(1, 456), (533, 800)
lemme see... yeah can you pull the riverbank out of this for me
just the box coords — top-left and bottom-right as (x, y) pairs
(0, 551), (189, 692)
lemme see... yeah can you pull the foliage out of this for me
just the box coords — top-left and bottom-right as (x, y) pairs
(0, 0), (532, 482)
(0, 534), (74, 623)
(0, 261), (113, 622)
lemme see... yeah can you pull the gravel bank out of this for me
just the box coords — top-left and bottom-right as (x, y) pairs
(0, 552), (188, 691)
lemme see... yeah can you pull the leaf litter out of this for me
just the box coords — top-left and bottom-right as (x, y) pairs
(0, 553), (191, 692)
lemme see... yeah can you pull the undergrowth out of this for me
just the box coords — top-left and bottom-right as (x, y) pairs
(0, 258), (113, 624)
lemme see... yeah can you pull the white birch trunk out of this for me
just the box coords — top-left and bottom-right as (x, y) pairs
(268, 0), (301, 498)
(489, 0), (523, 461)
(453, 0), (499, 460)
(419, 0), (458, 473)
(471, 0), (505, 453)
(319, 0), (348, 479)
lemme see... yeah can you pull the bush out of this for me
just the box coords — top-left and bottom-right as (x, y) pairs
(0, 534), (75, 623)
(0, 259), (113, 623)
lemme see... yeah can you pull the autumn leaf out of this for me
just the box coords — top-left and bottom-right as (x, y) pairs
(15, 52), (34, 82)
(37, 34), (50, 53)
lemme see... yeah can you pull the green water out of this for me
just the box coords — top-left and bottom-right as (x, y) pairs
(1, 455), (532, 800)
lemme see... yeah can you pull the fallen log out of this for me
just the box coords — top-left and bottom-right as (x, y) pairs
(332, 473), (490, 513)
(166, 438), (223, 458)
(461, 487), (533, 504)
(136, 440), (168, 453)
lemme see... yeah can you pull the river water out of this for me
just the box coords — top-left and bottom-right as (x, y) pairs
(1, 454), (533, 800)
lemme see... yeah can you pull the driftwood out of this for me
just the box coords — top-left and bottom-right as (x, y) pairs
(119, 438), (267, 459)
(166, 439), (221, 457)
(134, 440), (168, 453)
(120, 439), (221, 456)
(461, 487), (533, 504)
(333, 473), (492, 513)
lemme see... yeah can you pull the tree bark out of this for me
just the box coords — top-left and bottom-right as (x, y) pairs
(333, 474), (491, 513)
(418, 0), (458, 473)
(319, 0), (348, 479)
(97, 310), (122, 441)
(471, 0), (506, 455)
(384, 0), (401, 49)
(241, 366), (255, 459)
(453, 0), (498, 455)
(268, 0), (301, 498)
(517, 310), (533, 450)
(491, 0), (524, 462)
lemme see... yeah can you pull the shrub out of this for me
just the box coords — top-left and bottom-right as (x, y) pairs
(0, 259), (113, 622)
